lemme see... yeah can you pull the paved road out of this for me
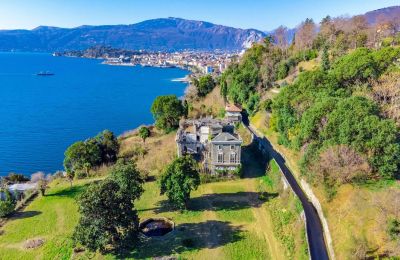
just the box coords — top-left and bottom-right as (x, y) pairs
(242, 115), (330, 260)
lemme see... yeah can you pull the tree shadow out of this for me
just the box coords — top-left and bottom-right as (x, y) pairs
(241, 141), (269, 179)
(10, 210), (41, 220)
(153, 191), (275, 214)
(45, 183), (90, 199)
(116, 220), (244, 259)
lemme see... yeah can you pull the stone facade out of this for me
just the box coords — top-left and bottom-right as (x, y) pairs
(176, 118), (242, 174)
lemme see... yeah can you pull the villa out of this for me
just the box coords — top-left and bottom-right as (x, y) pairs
(176, 116), (242, 174)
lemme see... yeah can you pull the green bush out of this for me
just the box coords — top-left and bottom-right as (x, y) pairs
(387, 218), (400, 241)
(0, 190), (16, 218)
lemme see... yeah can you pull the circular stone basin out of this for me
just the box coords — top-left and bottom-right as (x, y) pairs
(139, 217), (175, 237)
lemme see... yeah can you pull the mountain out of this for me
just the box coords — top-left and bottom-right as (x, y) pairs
(0, 18), (266, 52)
(364, 6), (400, 24)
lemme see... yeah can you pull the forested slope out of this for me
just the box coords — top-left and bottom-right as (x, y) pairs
(219, 13), (400, 258)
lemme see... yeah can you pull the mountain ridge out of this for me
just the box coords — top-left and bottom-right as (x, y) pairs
(0, 17), (265, 52)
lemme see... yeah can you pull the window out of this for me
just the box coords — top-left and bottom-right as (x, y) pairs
(230, 153), (237, 163)
(230, 145), (235, 150)
(218, 145), (222, 150)
(218, 152), (224, 163)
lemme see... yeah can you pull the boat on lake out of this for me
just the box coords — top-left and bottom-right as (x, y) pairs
(37, 71), (54, 76)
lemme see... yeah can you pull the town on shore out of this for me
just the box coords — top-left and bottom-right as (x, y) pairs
(54, 46), (240, 76)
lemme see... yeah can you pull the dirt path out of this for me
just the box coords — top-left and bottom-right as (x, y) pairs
(197, 186), (224, 260)
(244, 179), (286, 260)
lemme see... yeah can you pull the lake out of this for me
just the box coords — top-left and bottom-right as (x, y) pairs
(0, 52), (188, 176)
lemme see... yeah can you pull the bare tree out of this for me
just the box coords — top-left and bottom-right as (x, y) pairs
(313, 145), (372, 185)
(31, 172), (49, 196)
(372, 72), (400, 125)
(320, 15), (337, 45)
(274, 25), (289, 51)
(349, 15), (368, 48)
(295, 18), (317, 50)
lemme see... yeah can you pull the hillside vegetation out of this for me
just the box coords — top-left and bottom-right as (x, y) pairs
(0, 122), (309, 259)
(221, 13), (400, 259)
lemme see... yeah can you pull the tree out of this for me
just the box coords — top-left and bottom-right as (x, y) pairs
(295, 18), (317, 50)
(138, 126), (150, 144)
(5, 173), (29, 183)
(183, 99), (189, 118)
(109, 160), (144, 202)
(372, 72), (400, 125)
(31, 172), (49, 196)
(263, 35), (274, 50)
(0, 190), (16, 217)
(64, 139), (102, 176)
(73, 179), (140, 252)
(159, 156), (200, 209)
(320, 15), (336, 45)
(313, 145), (372, 185)
(274, 26), (289, 50)
(349, 15), (368, 48)
(331, 48), (378, 85)
(321, 45), (330, 71)
(95, 130), (119, 164)
(151, 95), (184, 132)
(196, 75), (215, 97)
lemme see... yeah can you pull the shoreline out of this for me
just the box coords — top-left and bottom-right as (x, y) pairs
(1, 52), (190, 177)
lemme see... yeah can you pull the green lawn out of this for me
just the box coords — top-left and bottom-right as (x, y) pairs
(0, 178), (92, 260)
(259, 159), (308, 259)
(0, 129), (307, 259)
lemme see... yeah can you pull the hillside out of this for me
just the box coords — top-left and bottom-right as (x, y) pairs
(220, 8), (400, 258)
(365, 6), (400, 24)
(0, 18), (265, 52)
(0, 122), (308, 259)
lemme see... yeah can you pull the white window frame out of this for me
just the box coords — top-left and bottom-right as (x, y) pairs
(230, 152), (237, 163)
(218, 152), (224, 163)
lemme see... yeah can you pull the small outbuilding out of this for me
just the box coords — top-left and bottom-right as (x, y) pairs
(225, 103), (242, 123)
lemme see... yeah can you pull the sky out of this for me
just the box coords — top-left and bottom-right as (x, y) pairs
(0, 0), (398, 31)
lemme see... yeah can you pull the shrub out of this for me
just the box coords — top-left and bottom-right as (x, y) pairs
(387, 218), (400, 241)
(0, 190), (16, 217)
(4, 173), (29, 183)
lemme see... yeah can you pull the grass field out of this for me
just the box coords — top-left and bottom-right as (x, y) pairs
(250, 110), (400, 259)
(0, 178), (94, 259)
(0, 124), (310, 259)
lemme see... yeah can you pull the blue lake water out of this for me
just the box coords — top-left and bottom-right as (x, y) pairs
(0, 52), (188, 176)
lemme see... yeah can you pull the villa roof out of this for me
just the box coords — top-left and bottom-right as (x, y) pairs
(225, 103), (242, 113)
(211, 132), (241, 143)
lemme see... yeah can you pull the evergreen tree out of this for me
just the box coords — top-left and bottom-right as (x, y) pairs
(322, 45), (330, 71)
